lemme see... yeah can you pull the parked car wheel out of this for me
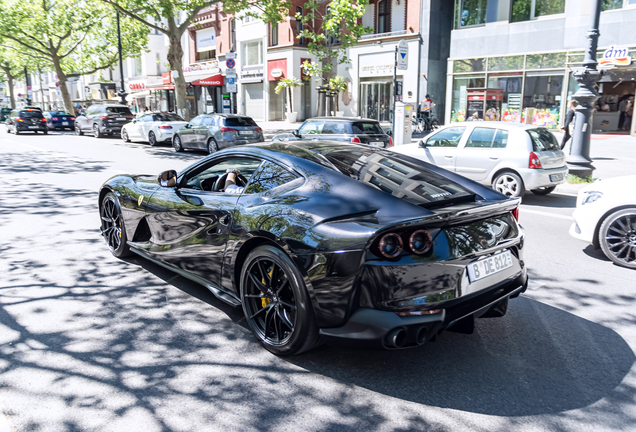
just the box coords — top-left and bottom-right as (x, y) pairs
(148, 131), (158, 147)
(172, 135), (183, 152)
(100, 192), (131, 258)
(75, 124), (83, 136)
(122, 129), (130, 142)
(531, 186), (556, 196)
(493, 171), (525, 198)
(93, 124), (103, 138)
(599, 207), (636, 270)
(43, 129), (48, 135)
(14, 128), (20, 135)
(207, 138), (219, 155)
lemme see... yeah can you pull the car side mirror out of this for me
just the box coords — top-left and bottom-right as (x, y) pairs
(158, 170), (178, 187)
(185, 124), (191, 128)
(386, 129), (393, 137)
(419, 139), (427, 148)
(293, 129), (300, 137)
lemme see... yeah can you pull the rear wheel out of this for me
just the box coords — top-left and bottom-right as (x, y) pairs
(531, 186), (556, 195)
(493, 171), (525, 198)
(100, 192), (131, 258)
(148, 131), (157, 147)
(93, 124), (103, 138)
(599, 208), (636, 269)
(173, 135), (184, 152)
(207, 138), (219, 155)
(43, 129), (48, 135)
(240, 245), (320, 356)
(122, 129), (130, 142)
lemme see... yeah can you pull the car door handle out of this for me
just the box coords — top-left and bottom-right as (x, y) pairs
(180, 193), (203, 206)
(219, 215), (230, 226)
(489, 157), (499, 160)
(444, 155), (453, 158)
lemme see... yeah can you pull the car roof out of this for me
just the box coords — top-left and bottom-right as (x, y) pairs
(441, 121), (546, 130)
(306, 116), (379, 122)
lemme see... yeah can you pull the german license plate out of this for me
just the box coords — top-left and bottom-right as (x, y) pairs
(116, 117), (126, 121)
(550, 173), (564, 182)
(62, 122), (69, 125)
(467, 250), (514, 282)
(28, 126), (38, 129)
(369, 141), (384, 147)
(239, 131), (253, 135)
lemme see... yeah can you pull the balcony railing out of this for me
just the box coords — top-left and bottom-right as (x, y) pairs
(360, 29), (409, 40)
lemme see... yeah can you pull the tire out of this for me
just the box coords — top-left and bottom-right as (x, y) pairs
(122, 129), (130, 142)
(75, 124), (83, 135)
(148, 131), (157, 147)
(240, 245), (320, 356)
(100, 192), (131, 258)
(598, 207), (636, 270)
(207, 138), (219, 155)
(531, 186), (556, 195)
(493, 171), (525, 198)
(43, 129), (48, 135)
(172, 134), (184, 152)
(15, 128), (19, 135)
(93, 124), (103, 138)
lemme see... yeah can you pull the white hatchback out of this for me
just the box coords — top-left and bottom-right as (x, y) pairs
(392, 122), (568, 197)
(121, 112), (188, 147)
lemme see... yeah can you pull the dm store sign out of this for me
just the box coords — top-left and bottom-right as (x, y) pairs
(599, 46), (632, 68)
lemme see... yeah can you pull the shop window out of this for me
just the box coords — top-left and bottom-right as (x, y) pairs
(455, 0), (488, 28)
(511, 0), (565, 22)
(488, 55), (524, 71)
(451, 75), (485, 122)
(523, 72), (564, 129)
(453, 58), (486, 73)
(199, 49), (216, 61)
(525, 52), (565, 69)
(243, 40), (263, 67)
(296, 7), (305, 45)
(602, 0), (623, 10)
(271, 23), (278, 46)
(488, 74), (522, 123)
(377, 0), (390, 33)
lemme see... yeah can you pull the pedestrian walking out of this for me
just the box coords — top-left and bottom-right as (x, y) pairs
(624, 97), (634, 132)
(618, 95), (629, 130)
(561, 101), (577, 151)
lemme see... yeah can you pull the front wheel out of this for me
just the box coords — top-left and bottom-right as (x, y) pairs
(493, 172), (525, 198)
(240, 245), (320, 356)
(531, 186), (556, 195)
(148, 131), (157, 147)
(75, 124), (83, 135)
(122, 129), (130, 142)
(43, 129), (48, 135)
(100, 192), (131, 258)
(599, 207), (636, 269)
(173, 135), (184, 152)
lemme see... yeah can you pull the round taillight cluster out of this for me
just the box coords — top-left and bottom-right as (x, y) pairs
(377, 229), (433, 258)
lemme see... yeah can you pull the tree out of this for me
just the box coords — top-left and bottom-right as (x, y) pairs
(0, 43), (24, 109)
(100, 0), (289, 119)
(328, 76), (347, 113)
(274, 77), (301, 113)
(0, 0), (149, 114)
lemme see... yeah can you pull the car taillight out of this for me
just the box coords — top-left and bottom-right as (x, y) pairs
(158, 125), (172, 129)
(70, 117), (75, 121)
(378, 233), (403, 258)
(220, 127), (238, 133)
(254, 127), (263, 132)
(512, 207), (520, 221)
(350, 136), (361, 143)
(388, 136), (393, 147)
(529, 152), (542, 169)
(51, 117), (58, 121)
(408, 230), (433, 255)
(16, 118), (24, 122)
(101, 115), (114, 120)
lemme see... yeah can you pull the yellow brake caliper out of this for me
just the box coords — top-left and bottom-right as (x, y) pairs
(261, 267), (274, 308)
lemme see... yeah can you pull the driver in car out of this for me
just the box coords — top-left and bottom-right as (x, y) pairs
(224, 168), (244, 194)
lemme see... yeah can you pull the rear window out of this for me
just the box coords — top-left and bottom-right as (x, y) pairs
(352, 122), (383, 134)
(224, 117), (257, 127)
(321, 148), (474, 207)
(528, 128), (559, 151)
(19, 110), (43, 118)
(1, 108), (12, 114)
(154, 113), (184, 122)
(106, 107), (132, 115)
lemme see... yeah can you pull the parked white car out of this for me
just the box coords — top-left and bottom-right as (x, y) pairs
(392, 122), (568, 197)
(121, 112), (188, 146)
(570, 175), (636, 269)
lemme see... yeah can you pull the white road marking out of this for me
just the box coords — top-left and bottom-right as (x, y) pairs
(520, 208), (574, 221)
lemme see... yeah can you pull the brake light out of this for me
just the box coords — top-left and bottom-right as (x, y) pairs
(52, 117), (58, 121)
(70, 117), (75, 121)
(101, 115), (114, 120)
(529, 152), (542, 169)
(158, 125), (172, 129)
(220, 127), (238, 133)
(512, 207), (520, 221)
(350, 136), (361, 143)
(254, 127), (263, 132)
(388, 136), (393, 147)
(16, 118), (24, 122)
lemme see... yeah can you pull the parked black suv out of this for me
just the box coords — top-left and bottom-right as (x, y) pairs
(271, 117), (393, 148)
(5, 109), (48, 135)
(74, 104), (134, 138)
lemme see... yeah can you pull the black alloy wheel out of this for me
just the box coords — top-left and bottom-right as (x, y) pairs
(122, 129), (130, 142)
(43, 129), (48, 135)
(599, 208), (636, 269)
(240, 245), (320, 355)
(531, 186), (556, 195)
(75, 123), (83, 135)
(93, 124), (103, 138)
(148, 131), (157, 147)
(207, 138), (219, 155)
(100, 192), (131, 258)
(173, 135), (184, 152)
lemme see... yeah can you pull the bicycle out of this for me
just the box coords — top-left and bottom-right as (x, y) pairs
(413, 113), (440, 134)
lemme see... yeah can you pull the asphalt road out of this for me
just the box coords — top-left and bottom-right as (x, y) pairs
(1, 127), (635, 432)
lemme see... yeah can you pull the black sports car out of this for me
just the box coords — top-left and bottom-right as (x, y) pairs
(99, 142), (528, 355)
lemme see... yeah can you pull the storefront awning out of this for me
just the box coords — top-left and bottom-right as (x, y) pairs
(192, 74), (223, 86)
(130, 90), (151, 98)
(146, 85), (175, 91)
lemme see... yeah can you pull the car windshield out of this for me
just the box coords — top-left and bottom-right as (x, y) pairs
(50, 111), (71, 116)
(106, 107), (132, 115)
(1, 108), (12, 114)
(319, 147), (475, 207)
(154, 113), (184, 122)
(224, 117), (257, 127)
(19, 110), (43, 118)
(352, 122), (384, 134)
(528, 128), (560, 151)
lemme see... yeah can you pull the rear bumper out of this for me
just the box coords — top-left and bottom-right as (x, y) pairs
(320, 272), (528, 350)
(17, 124), (46, 131)
(518, 166), (568, 190)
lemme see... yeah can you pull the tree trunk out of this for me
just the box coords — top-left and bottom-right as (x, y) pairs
(38, 68), (45, 110)
(287, 87), (293, 113)
(8, 75), (15, 109)
(166, 19), (188, 120)
(53, 60), (74, 115)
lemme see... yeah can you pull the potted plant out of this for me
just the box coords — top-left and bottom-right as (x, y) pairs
(274, 77), (301, 123)
(329, 76), (348, 116)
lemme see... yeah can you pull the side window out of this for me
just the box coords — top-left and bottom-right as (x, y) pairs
(322, 121), (347, 134)
(190, 116), (204, 127)
(465, 127), (496, 148)
(492, 129), (509, 148)
(426, 127), (466, 148)
(245, 161), (298, 194)
(204, 117), (216, 126)
(182, 158), (263, 192)
(298, 120), (323, 135)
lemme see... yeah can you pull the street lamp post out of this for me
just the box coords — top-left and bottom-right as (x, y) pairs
(567, 0), (604, 178)
(24, 66), (32, 105)
(116, 11), (127, 106)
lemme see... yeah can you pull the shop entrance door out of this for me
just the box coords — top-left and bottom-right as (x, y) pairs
(301, 82), (311, 120)
(269, 81), (285, 121)
(359, 82), (392, 122)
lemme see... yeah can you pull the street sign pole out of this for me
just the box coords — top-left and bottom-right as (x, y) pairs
(392, 46), (397, 139)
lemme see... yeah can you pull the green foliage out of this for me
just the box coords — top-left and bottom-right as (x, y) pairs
(274, 77), (301, 95)
(566, 174), (594, 184)
(328, 76), (347, 94)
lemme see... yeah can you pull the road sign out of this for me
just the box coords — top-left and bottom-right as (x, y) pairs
(227, 77), (235, 85)
(226, 58), (235, 69)
(397, 40), (408, 70)
(226, 83), (237, 93)
(226, 52), (237, 60)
